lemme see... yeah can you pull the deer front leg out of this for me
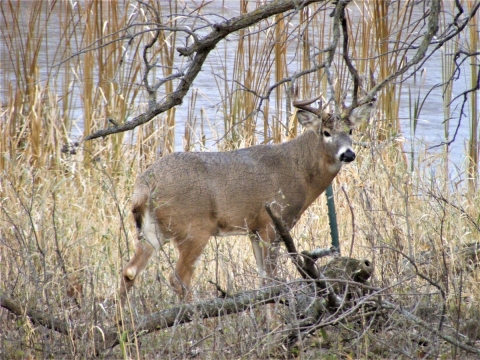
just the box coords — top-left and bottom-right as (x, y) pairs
(120, 239), (156, 305)
(250, 235), (266, 280)
(250, 227), (279, 286)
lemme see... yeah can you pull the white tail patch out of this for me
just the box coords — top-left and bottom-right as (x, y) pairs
(143, 209), (167, 251)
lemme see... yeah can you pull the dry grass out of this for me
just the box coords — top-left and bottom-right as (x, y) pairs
(1, 0), (480, 358)
(1, 127), (479, 358)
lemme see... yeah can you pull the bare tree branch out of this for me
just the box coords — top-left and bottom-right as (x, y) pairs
(359, 0), (442, 106)
(85, 0), (326, 140)
(339, 0), (360, 110)
(81, 0), (476, 143)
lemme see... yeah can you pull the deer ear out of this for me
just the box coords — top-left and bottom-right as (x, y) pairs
(297, 110), (322, 132)
(347, 102), (374, 126)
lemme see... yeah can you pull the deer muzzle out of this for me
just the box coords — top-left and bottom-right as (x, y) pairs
(340, 149), (356, 163)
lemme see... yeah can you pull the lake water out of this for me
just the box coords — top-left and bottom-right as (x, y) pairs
(0, 0), (477, 175)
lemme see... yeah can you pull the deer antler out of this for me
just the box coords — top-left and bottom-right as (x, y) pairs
(292, 96), (322, 113)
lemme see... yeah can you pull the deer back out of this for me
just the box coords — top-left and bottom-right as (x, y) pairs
(132, 101), (372, 239)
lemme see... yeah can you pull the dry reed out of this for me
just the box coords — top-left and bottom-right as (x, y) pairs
(1, 0), (479, 358)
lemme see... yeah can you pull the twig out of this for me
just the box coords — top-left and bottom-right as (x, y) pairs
(207, 280), (230, 298)
(427, 191), (480, 231)
(339, 0), (360, 110)
(381, 300), (480, 355)
(376, 245), (447, 332)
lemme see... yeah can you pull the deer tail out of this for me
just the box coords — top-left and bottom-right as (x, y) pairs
(131, 184), (149, 232)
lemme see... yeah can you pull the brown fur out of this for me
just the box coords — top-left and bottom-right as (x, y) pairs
(119, 103), (373, 303)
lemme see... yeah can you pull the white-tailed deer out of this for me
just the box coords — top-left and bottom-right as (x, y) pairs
(120, 97), (373, 303)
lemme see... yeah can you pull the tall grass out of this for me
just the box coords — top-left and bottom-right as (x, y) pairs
(0, 0), (159, 173)
(1, 0), (480, 358)
(2, 127), (479, 358)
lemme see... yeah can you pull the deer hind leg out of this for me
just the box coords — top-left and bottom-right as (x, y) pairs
(120, 239), (155, 305)
(170, 233), (210, 301)
(120, 209), (165, 305)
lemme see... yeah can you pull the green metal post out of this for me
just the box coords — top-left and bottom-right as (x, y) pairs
(325, 184), (340, 253)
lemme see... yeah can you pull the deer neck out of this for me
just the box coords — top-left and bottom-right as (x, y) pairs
(290, 130), (343, 204)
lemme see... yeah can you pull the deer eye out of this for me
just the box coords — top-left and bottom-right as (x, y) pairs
(323, 130), (331, 137)
(349, 129), (353, 135)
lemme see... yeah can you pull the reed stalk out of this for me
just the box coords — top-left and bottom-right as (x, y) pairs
(467, 1), (479, 194)
(273, 14), (287, 144)
(228, 16), (245, 149)
(372, 0), (396, 141)
(161, 2), (177, 155)
(440, 2), (457, 182)
(82, 4), (94, 168)
(223, 0), (260, 149)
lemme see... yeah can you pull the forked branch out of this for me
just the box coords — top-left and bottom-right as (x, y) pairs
(84, 0), (460, 141)
(85, 0), (325, 140)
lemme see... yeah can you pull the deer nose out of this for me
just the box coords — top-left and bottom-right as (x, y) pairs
(340, 149), (356, 163)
